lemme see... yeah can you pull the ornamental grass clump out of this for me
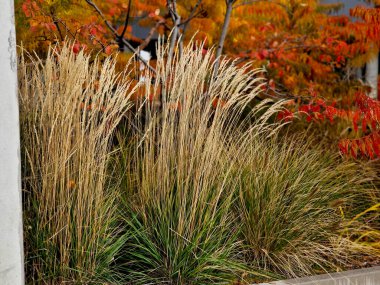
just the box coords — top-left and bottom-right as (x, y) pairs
(19, 41), (379, 284)
(19, 45), (137, 283)
(236, 136), (376, 278)
(115, 43), (284, 284)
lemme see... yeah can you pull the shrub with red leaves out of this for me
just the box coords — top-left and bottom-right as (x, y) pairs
(279, 92), (380, 159)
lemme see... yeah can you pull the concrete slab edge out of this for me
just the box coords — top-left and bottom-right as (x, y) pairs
(257, 266), (380, 285)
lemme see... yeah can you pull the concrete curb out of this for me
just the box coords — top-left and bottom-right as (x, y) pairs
(258, 266), (380, 285)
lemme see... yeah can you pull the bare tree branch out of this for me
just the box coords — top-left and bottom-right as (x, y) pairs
(138, 19), (165, 50)
(214, 0), (236, 77)
(179, 10), (203, 27)
(180, 0), (203, 43)
(52, 18), (64, 41)
(85, 0), (115, 32)
(118, 0), (132, 51)
(180, 0), (203, 27)
(167, 0), (181, 60)
(53, 17), (77, 40)
(85, 0), (156, 74)
(91, 35), (107, 52)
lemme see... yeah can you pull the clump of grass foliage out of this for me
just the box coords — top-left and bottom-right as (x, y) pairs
(236, 136), (376, 278)
(338, 162), (380, 266)
(114, 43), (378, 283)
(20, 41), (379, 284)
(19, 45), (137, 283)
(115, 42), (284, 284)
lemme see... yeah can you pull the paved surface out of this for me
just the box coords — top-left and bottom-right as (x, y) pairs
(258, 266), (380, 285)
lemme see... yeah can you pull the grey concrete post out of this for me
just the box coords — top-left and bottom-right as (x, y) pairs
(355, 67), (363, 81)
(366, 53), (379, 100)
(0, 1), (25, 284)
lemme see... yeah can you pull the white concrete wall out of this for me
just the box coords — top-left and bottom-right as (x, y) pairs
(0, 1), (25, 284)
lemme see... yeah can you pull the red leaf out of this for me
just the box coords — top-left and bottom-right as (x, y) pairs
(365, 137), (374, 159)
(105, 45), (113, 55)
(22, 3), (32, 17)
(315, 99), (326, 107)
(277, 109), (294, 122)
(31, 1), (40, 11)
(358, 140), (367, 155)
(73, 43), (81, 54)
(352, 111), (359, 132)
(261, 49), (269, 59)
(371, 119), (377, 131)
(372, 135), (380, 157)
(339, 139), (349, 156)
(362, 117), (367, 132)
(90, 27), (97, 36)
(212, 97), (227, 109)
(350, 141), (358, 158)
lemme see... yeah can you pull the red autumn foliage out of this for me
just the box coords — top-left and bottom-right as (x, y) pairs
(280, 91), (380, 159)
(15, 0), (380, 160)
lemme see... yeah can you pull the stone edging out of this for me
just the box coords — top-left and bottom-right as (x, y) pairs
(257, 266), (380, 285)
